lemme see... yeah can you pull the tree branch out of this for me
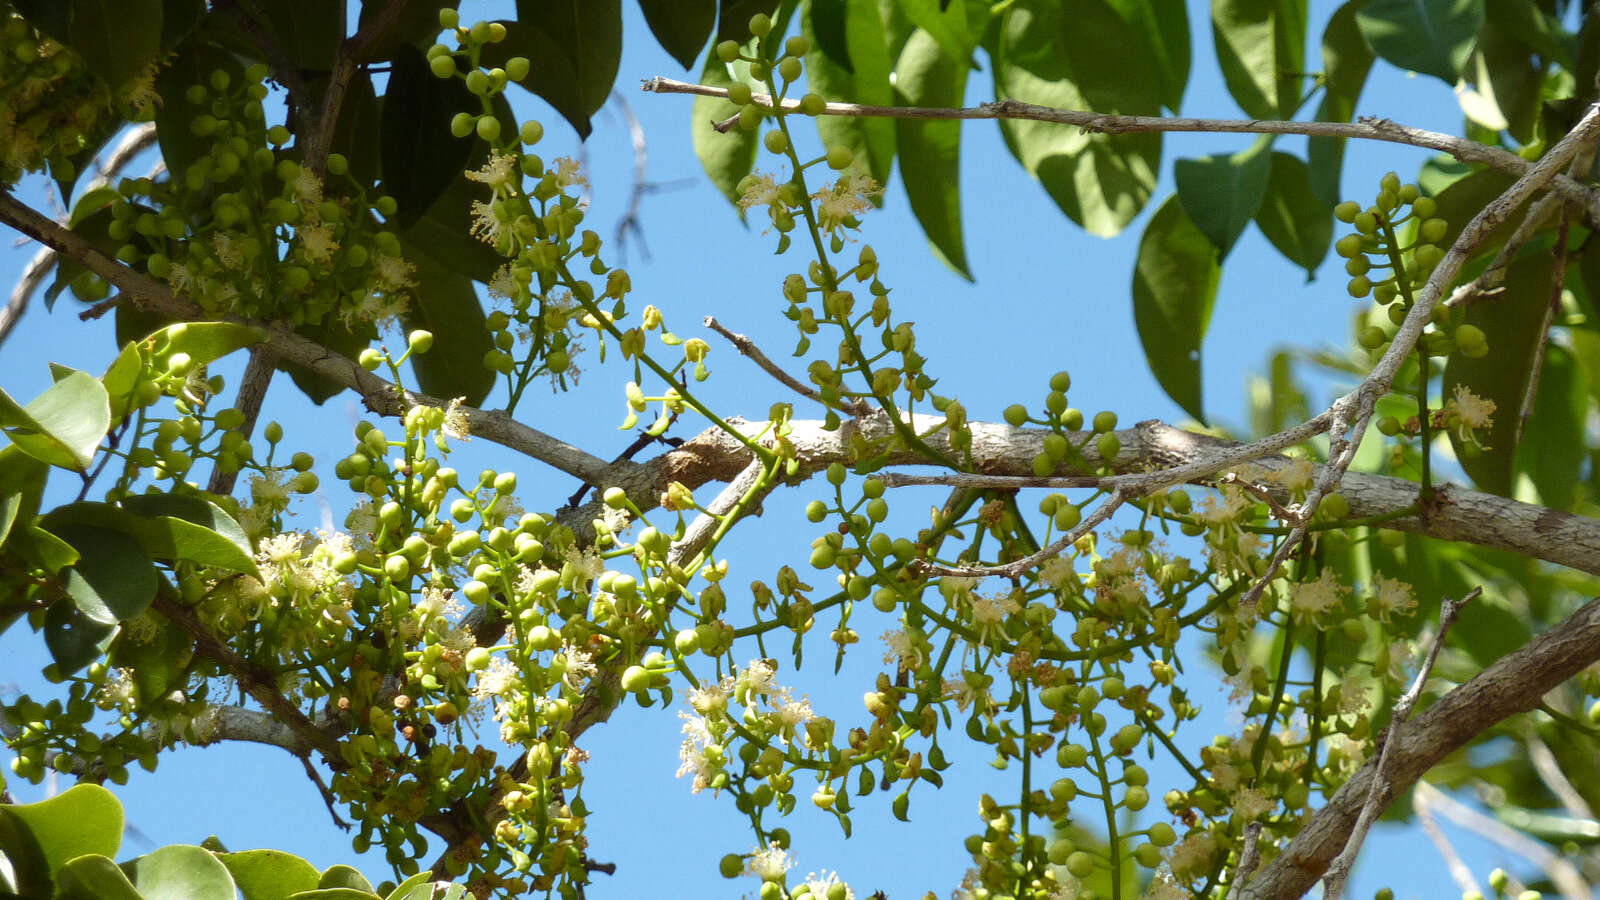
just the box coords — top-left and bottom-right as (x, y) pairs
(1239, 593), (1600, 899)
(641, 78), (1600, 221)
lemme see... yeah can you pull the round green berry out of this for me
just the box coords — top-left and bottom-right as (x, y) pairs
(763, 129), (789, 154)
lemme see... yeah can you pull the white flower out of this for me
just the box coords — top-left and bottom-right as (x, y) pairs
(746, 841), (795, 882)
(740, 658), (778, 698)
(1289, 569), (1348, 625)
(465, 151), (519, 192)
(372, 252), (415, 290)
(1370, 574), (1416, 622)
(881, 628), (923, 672)
(797, 871), (854, 900)
(772, 689), (815, 729)
(675, 711), (721, 793)
(1235, 786), (1273, 821)
(297, 222), (338, 263)
(812, 172), (881, 234)
(688, 677), (733, 715)
(552, 156), (588, 190)
(442, 396), (471, 440)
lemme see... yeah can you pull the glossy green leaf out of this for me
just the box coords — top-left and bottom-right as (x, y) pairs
(209, 0), (340, 71)
(1514, 344), (1584, 509)
(804, 0), (898, 190)
(356, 0), (455, 62)
(1308, 0), (1376, 207)
(895, 29), (971, 279)
(400, 253), (495, 408)
(155, 36), (246, 175)
(1486, 0), (1574, 69)
(1456, 27), (1542, 143)
(1254, 151), (1333, 277)
(152, 321), (265, 366)
(384, 872), (437, 900)
(317, 865), (375, 893)
(329, 70), (383, 187)
(1175, 135), (1274, 259)
(124, 845), (236, 900)
(380, 45), (476, 228)
(717, 0), (784, 42)
(638, 0), (716, 68)
(1356, 0), (1484, 83)
(121, 493), (258, 575)
(288, 890), (381, 900)
(513, 0), (622, 127)
(70, 0), (162, 92)
(12, 524), (79, 573)
(161, 0), (206, 50)
(994, 0), (1162, 237)
(900, 0), (975, 65)
(693, 47), (762, 208)
(6, 784), (124, 883)
(220, 849), (322, 900)
(48, 522), (158, 623)
(0, 446), (48, 545)
(1132, 196), (1220, 422)
(46, 207), (120, 311)
(810, 0), (852, 69)
(70, 187), (121, 229)
(57, 854), (144, 900)
(0, 370), (110, 471)
(1428, 167), (1516, 256)
(479, 20), (592, 139)
(1212, 0), (1307, 120)
(101, 340), (145, 424)
(1106, 0), (1191, 112)
(1443, 252), (1552, 496)
(397, 176), (506, 284)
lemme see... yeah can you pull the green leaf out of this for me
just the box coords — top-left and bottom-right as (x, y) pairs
(124, 845), (237, 900)
(1212, 0), (1307, 120)
(12, 524), (79, 573)
(1515, 344), (1585, 509)
(1132, 196), (1220, 422)
(717, 0), (783, 43)
(380, 45), (477, 228)
(384, 872), (437, 900)
(1175, 135), (1274, 259)
(70, 187), (122, 229)
(6, 784), (124, 883)
(1443, 252), (1552, 496)
(317, 865), (374, 893)
(1356, 0), (1484, 83)
(329, 70), (383, 187)
(693, 47), (762, 208)
(288, 891), (382, 900)
(899, 0), (976, 65)
(994, 0), (1162, 237)
(1486, 0), (1574, 70)
(1456, 27), (1543, 143)
(47, 521), (158, 623)
(638, 0), (716, 68)
(208, 0), (340, 71)
(102, 340), (146, 425)
(1428, 167), (1516, 256)
(121, 494), (259, 576)
(478, 20), (593, 139)
(1308, 0), (1376, 208)
(804, 0), (899, 190)
(220, 850), (322, 900)
(512, 0), (622, 130)
(1105, 0), (1191, 112)
(894, 28), (971, 279)
(57, 854), (144, 900)
(810, 0), (852, 69)
(356, 0), (455, 62)
(70, 0), (162, 92)
(281, 314), (373, 405)
(395, 181), (505, 286)
(0, 370), (110, 472)
(1254, 151), (1333, 277)
(161, 0), (206, 51)
(399, 251), (495, 408)
(151, 321), (265, 367)
(46, 206), (121, 311)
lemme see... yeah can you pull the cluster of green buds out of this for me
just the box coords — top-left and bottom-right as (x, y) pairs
(0, 11), (134, 186)
(84, 64), (413, 327)
(1334, 172), (1483, 362)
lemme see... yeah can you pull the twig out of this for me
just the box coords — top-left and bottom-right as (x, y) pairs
(704, 316), (872, 416)
(911, 486), (1128, 578)
(1413, 782), (1482, 897)
(304, 0), (405, 174)
(1226, 822), (1265, 900)
(641, 77), (1600, 220)
(1321, 586), (1479, 900)
(877, 472), (1104, 490)
(1217, 472), (1299, 523)
(207, 346), (274, 495)
(299, 753), (352, 830)
(1417, 780), (1592, 900)
(1525, 732), (1595, 821)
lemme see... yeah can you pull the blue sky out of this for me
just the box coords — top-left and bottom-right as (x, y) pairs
(0, 1), (1548, 897)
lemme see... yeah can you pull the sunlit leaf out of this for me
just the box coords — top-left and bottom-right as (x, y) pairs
(805, 0), (899, 190)
(124, 845), (237, 900)
(1309, 0), (1376, 207)
(0, 370), (110, 472)
(1356, 0), (1484, 83)
(1132, 197), (1220, 422)
(1254, 151), (1333, 277)
(1175, 135), (1273, 259)
(693, 47), (762, 209)
(894, 28), (971, 279)
(1212, 0), (1306, 120)
(220, 849), (321, 900)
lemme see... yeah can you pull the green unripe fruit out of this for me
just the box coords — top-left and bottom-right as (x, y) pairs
(1053, 504), (1081, 531)
(727, 82), (753, 106)
(450, 112), (474, 138)
(359, 348), (383, 371)
(1049, 777), (1078, 802)
(1412, 195), (1437, 218)
(778, 56), (802, 83)
(764, 129), (789, 154)
(826, 145), (853, 170)
(384, 555), (410, 581)
(1057, 743), (1088, 767)
(408, 330), (434, 353)
(1148, 822), (1176, 846)
(717, 40), (741, 62)
(1133, 842), (1162, 868)
(1347, 276), (1372, 298)
(1353, 211), (1378, 235)
(1334, 200), (1360, 223)
(476, 116), (501, 141)
(1377, 416), (1402, 436)
(1124, 785), (1149, 810)
(1066, 851), (1095, 878)
(719, 854), (744, 878)
(429, 54), (456, 78)
(1096, 432), (1121, 461)
(805, 500), (828, 522)
(1420, 217), (1448, 243)
(621, 665), (650, 693)
(827, 462), (847, 486)
(1093, 410), (1117, 433)
(506, 57), (530, 82)
(785, 35), (811, 57)
(800, 92), (825, 115)
(1358, 325), (1388, 349)
(1455, 323), (1488, 358)
(1003, 404), (1028, 426)
(748, 13), (772, 36)
(1335, 234), (1365, 258)
(1049, 370), (1071, 392)
(1043, 432), (1068, 459)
